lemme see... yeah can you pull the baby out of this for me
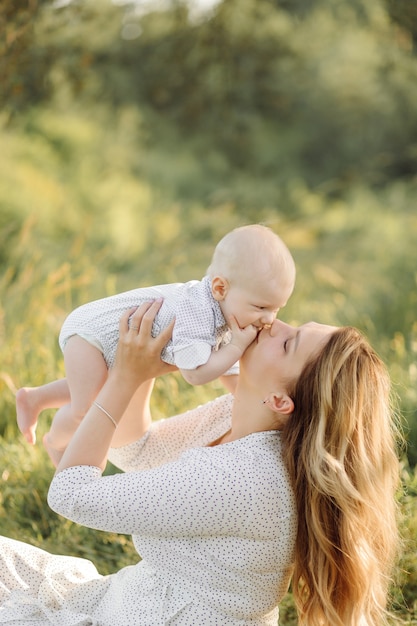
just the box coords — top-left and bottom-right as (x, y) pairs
(16, 224), (295, 465)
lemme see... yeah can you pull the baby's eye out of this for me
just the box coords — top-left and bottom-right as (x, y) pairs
(284, 339), (289, 352)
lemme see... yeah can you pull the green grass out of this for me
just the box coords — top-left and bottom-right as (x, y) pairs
(2, 1), (417, 616)
(0, 219), (416, 624)
(1, 100), (417, 622)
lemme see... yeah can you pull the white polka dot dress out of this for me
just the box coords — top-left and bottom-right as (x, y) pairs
(59, 276), (237, 372)
(0, 396), (297, 625)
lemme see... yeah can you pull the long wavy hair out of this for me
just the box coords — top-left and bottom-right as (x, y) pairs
(282, 326), (401, 626)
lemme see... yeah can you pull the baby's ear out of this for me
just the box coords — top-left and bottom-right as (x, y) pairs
(211, 276), (229, 301)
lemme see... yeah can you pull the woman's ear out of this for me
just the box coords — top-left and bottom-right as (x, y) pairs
(264, 392), (294, 415)
(211, 276), (229, 301)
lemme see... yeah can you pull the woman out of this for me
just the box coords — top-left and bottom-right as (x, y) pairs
(0, 301), (400, 625)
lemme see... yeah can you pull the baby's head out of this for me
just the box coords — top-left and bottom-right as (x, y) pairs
(207, 224), (296, 329)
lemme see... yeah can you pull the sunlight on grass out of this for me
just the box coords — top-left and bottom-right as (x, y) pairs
(0, 215), (415, 623)
(0, 96), (416, 620)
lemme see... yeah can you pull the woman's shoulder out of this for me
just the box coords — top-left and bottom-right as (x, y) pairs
(184, 431), (296, 525)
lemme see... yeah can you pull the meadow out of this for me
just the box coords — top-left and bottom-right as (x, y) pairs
(0, 203), (416, 623)
(1, 0), (417, 621)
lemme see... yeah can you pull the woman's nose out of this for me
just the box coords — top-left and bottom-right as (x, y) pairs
(269, 319), (291, 336)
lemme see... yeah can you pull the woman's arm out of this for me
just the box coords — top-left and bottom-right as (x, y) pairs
(55, 300), (175, 474)
(109, 379), (154, 449)
(48, 434), (294, 539)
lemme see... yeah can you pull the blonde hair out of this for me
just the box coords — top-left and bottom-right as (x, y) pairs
(207, 224), (295, 291)
(282, 327), (400, 626)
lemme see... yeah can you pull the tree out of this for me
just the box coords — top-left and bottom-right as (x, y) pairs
(385, 0), (417, 51)
(0, 0), (54, 118)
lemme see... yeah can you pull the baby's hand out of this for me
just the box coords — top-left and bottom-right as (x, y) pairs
(228, 316), (258, 354)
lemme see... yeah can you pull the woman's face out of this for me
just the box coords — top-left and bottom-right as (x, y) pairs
(241, 319), (337, 392)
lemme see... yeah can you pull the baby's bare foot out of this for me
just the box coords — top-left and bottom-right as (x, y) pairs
(16, 388), (40, 444)
(43, 434), (64, 468)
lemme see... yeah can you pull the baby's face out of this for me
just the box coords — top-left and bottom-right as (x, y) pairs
(221, 279), (291, 330)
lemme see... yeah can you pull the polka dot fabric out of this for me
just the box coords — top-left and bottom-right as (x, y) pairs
(0, 395), (297, 625)
(58, 276), (237, 372)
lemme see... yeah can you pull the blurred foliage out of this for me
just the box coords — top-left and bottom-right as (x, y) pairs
(130, 0), (417, 187)
(385, 0), (417, 49)
(3, 0), (417, 192)
(393, 464), (417, 622)
(0, 0), (54, 118)
(1, 0), (417, 622)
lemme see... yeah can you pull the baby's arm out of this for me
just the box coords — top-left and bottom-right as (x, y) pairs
(181, 317), (257, 385)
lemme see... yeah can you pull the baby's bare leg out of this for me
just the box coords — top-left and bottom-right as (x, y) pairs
(16, 379), (70, 445)
(43, 336), (108, 467)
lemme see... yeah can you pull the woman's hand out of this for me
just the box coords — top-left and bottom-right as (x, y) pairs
(112, 300), (177, 389)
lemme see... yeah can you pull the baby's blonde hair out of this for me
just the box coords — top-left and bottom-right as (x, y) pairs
(207, 224), (295, 291)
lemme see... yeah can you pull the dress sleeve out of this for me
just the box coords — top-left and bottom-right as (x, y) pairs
(48, 446), (255, 538)
(108, 394), (233, 473)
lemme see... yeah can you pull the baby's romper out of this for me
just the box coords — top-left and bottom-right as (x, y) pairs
(59, 276), (231, 370)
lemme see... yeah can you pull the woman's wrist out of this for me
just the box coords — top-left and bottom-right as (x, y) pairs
(92, 401), (118, 428)
(107, 365), (141, 393)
